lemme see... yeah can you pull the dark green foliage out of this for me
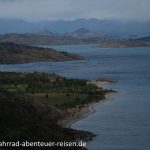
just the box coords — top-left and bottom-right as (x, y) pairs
(45, 93), (49, 99)
(0, 72), (104, 149)
(0, 71), (94, 93)
(0, 89), (94, 150)
(0, 72), (104, 109)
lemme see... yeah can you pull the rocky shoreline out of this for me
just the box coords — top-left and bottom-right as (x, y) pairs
(0, 72), (117, 150)
(58, 80), (117, 143)
(58, 103), (96, 128)
(59, 91), (117, 128)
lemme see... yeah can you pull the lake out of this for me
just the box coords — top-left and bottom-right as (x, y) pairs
(0, 44), (150, 150)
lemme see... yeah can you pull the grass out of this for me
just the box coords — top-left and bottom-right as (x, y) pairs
(26, 92), (88, 106)
(0, 72), (105, 109)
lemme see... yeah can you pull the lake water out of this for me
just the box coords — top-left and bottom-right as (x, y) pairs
(0, 44), (150, 150)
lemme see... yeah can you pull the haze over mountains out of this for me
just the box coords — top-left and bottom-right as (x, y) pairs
(0, 18), (150, 38)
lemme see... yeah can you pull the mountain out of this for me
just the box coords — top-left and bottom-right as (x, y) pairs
(36, 29), (58, 36)
(0, 18), (150, 37)
(64, 28), (101, 37)
(96, 39), (148, 48)
(0, 33), (103, 45)
(137, 36), (150, 42)
(0, 33), (148, 48)
(0, 42), (85, 64)
(0, 18), (40, 34)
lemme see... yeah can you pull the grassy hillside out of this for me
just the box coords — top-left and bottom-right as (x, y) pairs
(0, 89), (94, 150)
(0, 72), (106, 109)
(1, 72), (107, 149)
(0, 42), (85, 64)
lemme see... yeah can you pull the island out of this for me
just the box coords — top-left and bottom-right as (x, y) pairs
(97, 39), (148, 48)
(0, 72), (116, 149)
(0, 42), (85, 64)
(0, 33), (149, 48)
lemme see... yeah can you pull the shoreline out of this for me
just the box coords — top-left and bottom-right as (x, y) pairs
(59, 91), (117, 129)
(60, 103), (96, 128)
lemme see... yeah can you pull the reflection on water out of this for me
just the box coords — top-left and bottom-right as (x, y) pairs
(0, 45), (150, 150)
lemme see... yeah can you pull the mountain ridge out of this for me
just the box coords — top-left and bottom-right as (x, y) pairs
(0, 18), (150, 37)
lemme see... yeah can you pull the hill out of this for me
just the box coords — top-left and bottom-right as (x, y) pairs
(0, 34), (148, 48)
(64, 28), (100, 38)
(137, 36), (150, 42)
(0, 71), (112, 149)
(0, 18), (150, 37)
(0, 33), (101, 45)
(0, 88), (93, 150)
(0, 42), (85, 64)
(96, 39), (148, 48)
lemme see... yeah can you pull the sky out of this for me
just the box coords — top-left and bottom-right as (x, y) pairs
(0, 0), (150, 22)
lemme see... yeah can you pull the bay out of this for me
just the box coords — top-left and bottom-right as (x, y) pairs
(0, 44), (150, 150)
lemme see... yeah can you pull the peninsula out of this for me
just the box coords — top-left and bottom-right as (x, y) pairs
(0, 72), (115, 149)
(0, 42), (85, 64)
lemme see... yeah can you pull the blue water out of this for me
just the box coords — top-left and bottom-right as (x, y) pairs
(0, 45), (150, 150)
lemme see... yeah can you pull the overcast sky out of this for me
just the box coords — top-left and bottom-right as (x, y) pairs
(0, 0), (150, 22)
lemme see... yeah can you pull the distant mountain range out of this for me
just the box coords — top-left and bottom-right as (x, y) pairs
(0, 33), (148, 48)
(0, 33), (102, 45)
(0, 18), (150, 37)
(64, 28), (102, 38)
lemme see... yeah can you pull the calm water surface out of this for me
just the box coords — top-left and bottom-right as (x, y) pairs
(0, 45), (150, 150)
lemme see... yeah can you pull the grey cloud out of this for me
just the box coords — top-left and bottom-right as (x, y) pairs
(0, 0), (149, 21)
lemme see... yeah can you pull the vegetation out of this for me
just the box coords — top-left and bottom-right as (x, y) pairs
(0, 72), (105, 110)
(0, 88), (94, 150)
(0, 42), (85, 64)
(1, 72), (107, 149)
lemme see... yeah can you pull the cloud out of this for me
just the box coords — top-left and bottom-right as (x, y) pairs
(0, 0), (21, 2)
(0, 0), (150, 21)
